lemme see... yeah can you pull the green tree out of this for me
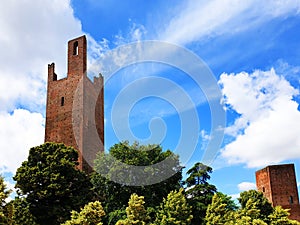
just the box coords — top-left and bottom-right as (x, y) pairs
(116, 193), (150, 225)
(0, 175), (11, 224)
(238, 190), (273, 223)
(154, 188), (193, 225)
(91, 141), (182, 224)
(13, 143), (93, 225)
(62, 201), (105, 225)
(205, 193), (236, 225)
(269, 206), (300, 225)
(11, 198), (38, 225)
(184, 162), (217, 225)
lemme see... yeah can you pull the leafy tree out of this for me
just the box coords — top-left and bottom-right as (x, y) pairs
(154, 188), (193, 225)
(13, 143), (93, 225)
(238, 190), (273, 223)
(184, 162), (217, 225)
(11, 198), (38, 225)
(62, 201), (105, 225)
(0, 175), (11, 224)
(269, 206), (300, 225)
(235, 198), (268, 225)
(205, 193), (236, 225)
(116, 193), (150, 225)
(91, 141), (182, 224)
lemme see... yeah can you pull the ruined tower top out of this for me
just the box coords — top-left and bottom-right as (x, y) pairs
(45, 35), (104, 173)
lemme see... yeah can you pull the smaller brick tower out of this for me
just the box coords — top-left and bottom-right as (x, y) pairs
(45, 35), (104, 173)
(256, 164), (300, 221)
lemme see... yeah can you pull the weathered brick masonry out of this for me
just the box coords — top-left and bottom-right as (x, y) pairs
(45, 35), (104, 173)
(256, 164), (300, 221)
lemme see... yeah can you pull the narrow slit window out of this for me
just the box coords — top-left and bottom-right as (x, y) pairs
(262, 187), (265, 192)
(61, 97), (65, 106)
(73, 41), (78, 55)
(289, 196), (293, 204)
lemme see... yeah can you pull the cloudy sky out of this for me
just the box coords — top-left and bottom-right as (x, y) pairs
(1, 0), (300, 198)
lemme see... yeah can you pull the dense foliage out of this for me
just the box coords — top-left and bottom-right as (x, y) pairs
(0, 142), (299, 225)
(13, 143), (93, 225)
(91, 141), (182, 224)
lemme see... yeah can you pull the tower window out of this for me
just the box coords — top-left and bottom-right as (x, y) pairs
(73, 41), (78, 55)
(61, 97), (65, 106)
(262, 187), (265, 192)
(289, 196), (293, 204)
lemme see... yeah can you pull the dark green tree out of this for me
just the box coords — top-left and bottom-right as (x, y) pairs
(91, 141), (183, 224)
(13, 143), (93, 225)
(184, 162), (217, 225)
(238, 190), (273, 223)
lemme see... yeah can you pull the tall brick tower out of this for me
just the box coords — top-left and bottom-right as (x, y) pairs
(45, 35), (104, 173)
(256, 164), (300, 221)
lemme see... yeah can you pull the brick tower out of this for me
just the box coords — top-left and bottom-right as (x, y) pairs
(256, 164), (300, 221)
(45, 35), (104, 173)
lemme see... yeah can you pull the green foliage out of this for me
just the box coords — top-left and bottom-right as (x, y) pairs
(91, 141), (182, 224)
(11, 198), (38, 225)
(116, 193), (150, 225)
(13, 143), (93, 225)
(62, 201), (105, 225)
(154, 188), (193, 225)
(184, 162), (217, 225)
(238, 190), (273, 223)
(0, 175), (12, 224)
(205, 193), (236, 225)
(269, 206), (300, 225)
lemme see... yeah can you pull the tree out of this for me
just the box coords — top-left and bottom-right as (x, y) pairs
(154, 188), (193, 225)
(116, 193), (150, 225)
(238, 190), (273, 223)
(269, 206), (300, 225)
(0, 175), (11, 224)
(205, 193), (236, 225)
(13, 143), (93, 225)
(91, 141), (182, 224)
(184, 162), (217, 225)
(11, 198), (38, 225)
(62, 201), (105, 225)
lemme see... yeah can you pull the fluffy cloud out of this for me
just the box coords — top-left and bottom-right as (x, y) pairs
(159, 0), (300, 45)
(0, 109), (44, 173)
(0, 0), (83, 112)
(219, 68), (300, 168)
(238, 182), (257, 191)
(0, 0), (84, 173)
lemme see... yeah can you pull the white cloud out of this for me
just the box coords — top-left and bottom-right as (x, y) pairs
(0, 109), (44, 173)
(219, 68), (300, 168)
(238, 182), (257, 191)
(159, 0), (300, 45)
(0, 0), (83, 113)
(0, 0), (86, 174)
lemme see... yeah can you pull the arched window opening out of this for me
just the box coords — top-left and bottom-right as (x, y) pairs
(73, 41), (78, 55)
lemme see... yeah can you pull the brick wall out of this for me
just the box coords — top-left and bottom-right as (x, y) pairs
(256, 164), (300, 221)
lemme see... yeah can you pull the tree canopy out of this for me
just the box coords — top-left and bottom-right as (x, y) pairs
(91, 141), (183, 224)
(184, 162), (217, 225)
(13, 142), (93, 225)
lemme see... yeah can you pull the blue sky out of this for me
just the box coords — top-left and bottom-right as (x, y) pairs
(0, 0), (300, 199)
